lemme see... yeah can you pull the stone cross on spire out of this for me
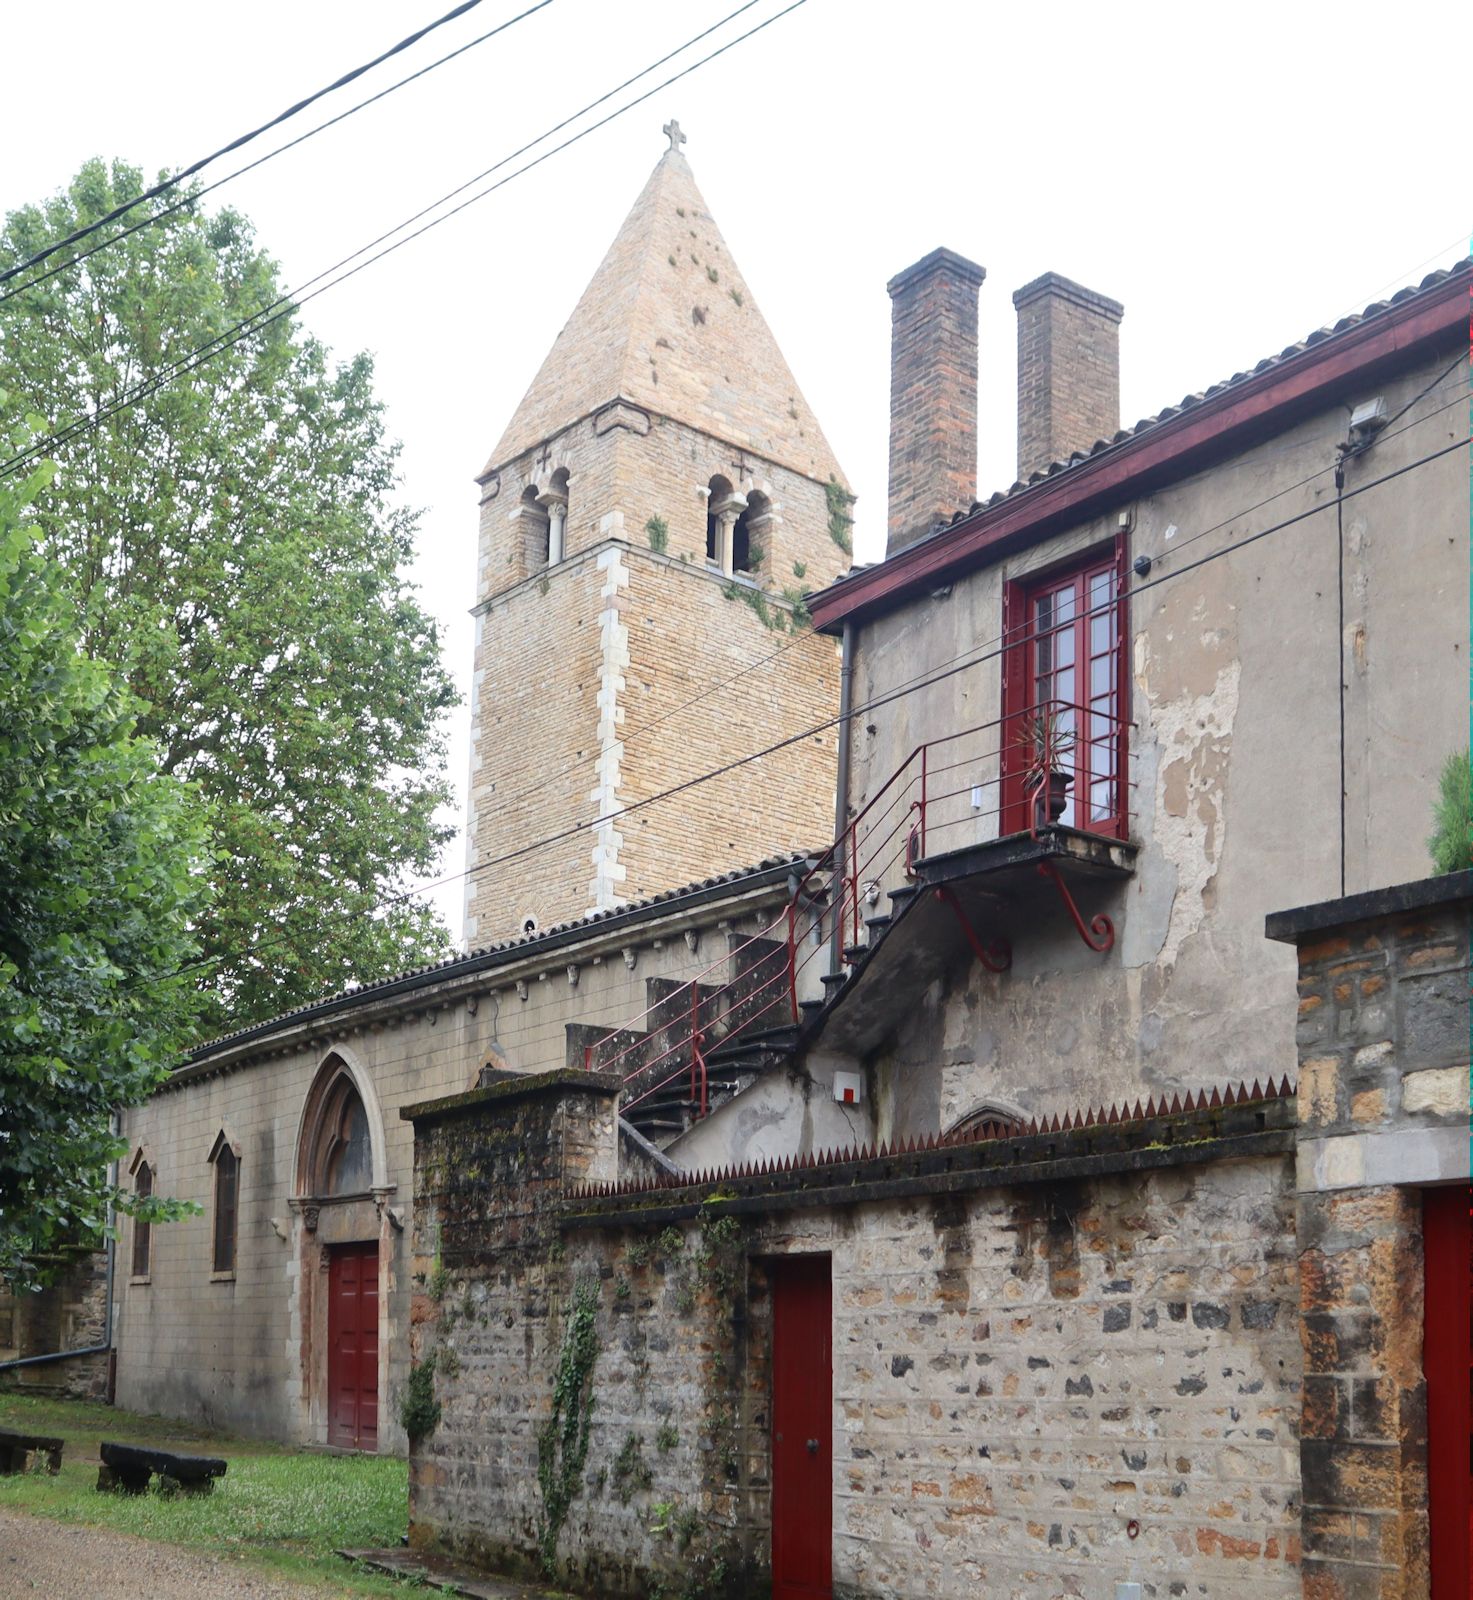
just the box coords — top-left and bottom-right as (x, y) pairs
(662, 119), (686, 154)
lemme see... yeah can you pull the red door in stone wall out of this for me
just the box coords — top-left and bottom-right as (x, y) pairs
(328, 1242), (379, 1451)
(772, 1256), (832, 1600)
(1424, 1186), (1470, 1600)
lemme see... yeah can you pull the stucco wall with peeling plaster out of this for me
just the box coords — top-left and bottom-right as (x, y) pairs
(844, 345), (1469, 1128)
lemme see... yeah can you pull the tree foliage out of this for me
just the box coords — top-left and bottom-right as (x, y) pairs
(1428, 749), (1473, 874)
(0, 159), (457, 1032)
(0, 422), (209, 1283)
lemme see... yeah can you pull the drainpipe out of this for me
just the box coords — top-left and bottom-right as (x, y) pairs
(0, 1120), (118, 1379)
(828, 621), (856, 976)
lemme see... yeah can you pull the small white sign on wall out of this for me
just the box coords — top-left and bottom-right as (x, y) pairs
(833, 1071), (863, 1106)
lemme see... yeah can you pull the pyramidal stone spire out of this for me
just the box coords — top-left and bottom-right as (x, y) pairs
(485, 129), (843, 486)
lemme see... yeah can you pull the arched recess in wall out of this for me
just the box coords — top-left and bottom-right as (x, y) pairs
(293, 1049), (389, 1199)
(943, 1099), (1029, 1139)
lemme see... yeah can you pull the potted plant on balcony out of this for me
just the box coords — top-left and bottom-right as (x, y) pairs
(1017, 707), (1075, 828)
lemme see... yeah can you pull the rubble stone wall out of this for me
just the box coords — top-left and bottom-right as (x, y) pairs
(407, 1074), (1303, 1600)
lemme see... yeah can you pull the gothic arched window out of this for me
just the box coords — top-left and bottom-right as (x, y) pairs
(131, 1160), (153, 1279)
(209, 1134), (240, 1274)
(298, 1062), (377, 1200)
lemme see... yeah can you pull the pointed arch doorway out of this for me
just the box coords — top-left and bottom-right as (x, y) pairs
(295, 1054), (389, 1451)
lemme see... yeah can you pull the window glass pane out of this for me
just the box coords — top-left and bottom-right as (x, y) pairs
(1054, 669), (1075, 707)
(1056, 628), (1075, 668)
(213, 1148), (238, 1272)
(1034, 594), (1053, 631)
(1036, 630), (1053, 675)
(1054, 587), (1076, 625)
(1090, 612), (1111, 655)
(132, 1165), (152, 1277)
(1089, 570), (1112, 608)
(326, 1093), (373, 1195)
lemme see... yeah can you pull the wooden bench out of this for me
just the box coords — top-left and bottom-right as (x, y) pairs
(0, 1428), (63, 1475)
(97, 1440), (227, 1496)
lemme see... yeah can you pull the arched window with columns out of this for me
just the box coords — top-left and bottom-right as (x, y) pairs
(705, 475), (746, 577)
(732, 489), (773, 574)
(519, 484), (550, 570)
(541, 468), (569, 565)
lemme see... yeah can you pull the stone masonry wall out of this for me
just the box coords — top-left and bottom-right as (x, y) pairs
(466, 532), (839, 945)
(1273, 878), (1472, 1600)
(0, 1250), (110, 1401)
(407, 1076), (1303, 1600)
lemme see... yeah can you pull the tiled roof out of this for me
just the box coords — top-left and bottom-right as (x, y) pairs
(844, 255), (1473, 566)
(183, 851), (813, 1064)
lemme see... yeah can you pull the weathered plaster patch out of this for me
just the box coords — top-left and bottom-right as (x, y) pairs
(588, 546), (630, 912)
(1134, 619), (1241, 970)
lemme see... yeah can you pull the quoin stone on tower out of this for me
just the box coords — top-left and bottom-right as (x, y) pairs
(463, 125), (852, 945)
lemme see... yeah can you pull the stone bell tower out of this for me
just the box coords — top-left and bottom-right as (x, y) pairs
(463, 124), (853, 946)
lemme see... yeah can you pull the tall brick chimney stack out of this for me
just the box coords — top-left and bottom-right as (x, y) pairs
(1012, 272), (1124, 481)
(886, 248), (986, 557)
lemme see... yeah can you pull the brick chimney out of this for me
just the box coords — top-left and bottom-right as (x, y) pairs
(1012, 272), (1123, 481)
(886, 247), (986, 556)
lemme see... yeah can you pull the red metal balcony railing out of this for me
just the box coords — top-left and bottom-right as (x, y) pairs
(583, 698), (1134, 1125)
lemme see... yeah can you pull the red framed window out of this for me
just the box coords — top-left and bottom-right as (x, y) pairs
(1002, 539), (1127, 838)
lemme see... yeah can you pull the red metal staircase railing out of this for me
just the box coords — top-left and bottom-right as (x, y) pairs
(584, 699), (1134, 1124)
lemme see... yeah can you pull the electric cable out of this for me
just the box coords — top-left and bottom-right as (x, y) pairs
(781, 371), (1473, 720)
(0, 0), (499, 288)
(0, 0), (801, 483)
(0, 0), (558, 307)
(143, 428), (1472, 997)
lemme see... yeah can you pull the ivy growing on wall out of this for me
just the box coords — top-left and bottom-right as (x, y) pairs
(398, 1358), (441, 1444)
(826, 477), (855, 556)
(536, 1277), (601, 1572)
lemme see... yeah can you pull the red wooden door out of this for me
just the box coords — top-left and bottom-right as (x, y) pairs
(328, 1242), (379, 1450)
(1424, 1186), (1470, 1600)
(772, 1256), (832, 1600)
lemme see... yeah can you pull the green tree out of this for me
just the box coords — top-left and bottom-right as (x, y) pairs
(0, 159), (457, 1031)
(1428, 749), (1473, 874)
(0, 422), (209, 1284)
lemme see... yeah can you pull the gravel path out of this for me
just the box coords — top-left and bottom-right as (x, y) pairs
(0, 1508), (344, 1598)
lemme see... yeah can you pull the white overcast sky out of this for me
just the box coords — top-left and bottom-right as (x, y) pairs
(2, 0), (1467, 943)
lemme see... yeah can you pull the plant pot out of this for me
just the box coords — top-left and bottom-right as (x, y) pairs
(1026, 766), (1073, 826)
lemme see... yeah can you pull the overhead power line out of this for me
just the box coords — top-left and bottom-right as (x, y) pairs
(144, 427), (1472, 995)
(0, 0), (798, 483)
(0, 0), (506, 289)
(0, 0), (557, 308)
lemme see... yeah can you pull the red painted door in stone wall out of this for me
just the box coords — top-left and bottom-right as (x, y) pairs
(1424, 1185), (1470, 1600)
(772, 1256), (832, 1600)
(328, 1242), (379, 1451)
